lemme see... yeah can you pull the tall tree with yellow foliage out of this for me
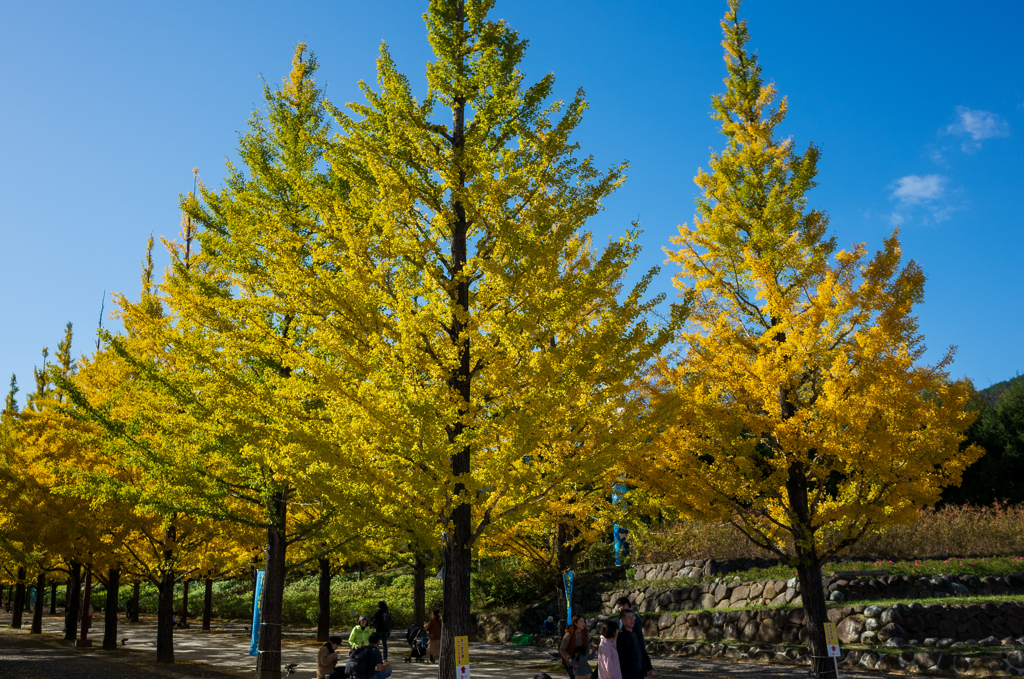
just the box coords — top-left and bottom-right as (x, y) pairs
(276, 4), (669, 674)
(179, 4), (671, 676)
(0, 325), (129, 641)
(60, 140), (343, 675)
(639, 3), (982, 676)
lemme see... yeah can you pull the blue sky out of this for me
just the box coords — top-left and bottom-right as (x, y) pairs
(1, 0), (1021, 403)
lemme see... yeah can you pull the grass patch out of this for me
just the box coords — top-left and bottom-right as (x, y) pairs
(635, 504), (1024, 562)
(872, 644), (1007, 656)
(832, 556), (1024, 576)
(608, 556), (1024, 592)
(583, 593), (1024, 621)
(831, 593), (1024, 609)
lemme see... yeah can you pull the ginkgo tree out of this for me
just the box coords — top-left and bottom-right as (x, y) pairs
(0, 325), (129, 642)
(179, 3), (671, 676)
(636, 3), (982, 677)
(299, 3), (671, 676)
(58, 227), (339, 673)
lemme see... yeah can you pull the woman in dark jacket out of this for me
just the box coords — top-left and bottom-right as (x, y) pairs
(558, 615), (590, 677)
(616, 610), (652, 679)
(372, 600), (392, 661)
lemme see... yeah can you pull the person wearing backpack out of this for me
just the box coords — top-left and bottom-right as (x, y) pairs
(348, 632), (391, 679)
(372, 600), (392, 661)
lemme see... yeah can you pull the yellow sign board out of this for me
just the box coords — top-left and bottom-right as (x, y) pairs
(823, 622), (838, 647)
(455, 635), (470, 666)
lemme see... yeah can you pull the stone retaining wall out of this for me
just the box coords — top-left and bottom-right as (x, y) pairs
(520, 614), (1024, 676)
(626, 601), (1024, 648)
(604, 573), (1024, 614)
(608, 639), (1024, 676)
(632, 558), (779, 581)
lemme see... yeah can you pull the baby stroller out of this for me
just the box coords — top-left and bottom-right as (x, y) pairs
(403, 623), (428, 663)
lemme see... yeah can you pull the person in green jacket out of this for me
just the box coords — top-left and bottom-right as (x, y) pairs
(349, 615), (372, 650)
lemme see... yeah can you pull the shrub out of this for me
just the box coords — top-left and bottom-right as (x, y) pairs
(635, 503), (1024, 563)
(470, 557), (550, 609)
(107, 571), (443, 627)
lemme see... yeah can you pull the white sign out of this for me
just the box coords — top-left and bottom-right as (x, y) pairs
(828, 643), (841, 658)
(457, 665), (471, 678)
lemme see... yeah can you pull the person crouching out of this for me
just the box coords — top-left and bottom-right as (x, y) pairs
(317, 635), (344, 679)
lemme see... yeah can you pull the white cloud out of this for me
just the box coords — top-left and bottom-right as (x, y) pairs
(887, 174), (960, 225)
(945, 107), (1009, 151)
(890, 174), (946, 205)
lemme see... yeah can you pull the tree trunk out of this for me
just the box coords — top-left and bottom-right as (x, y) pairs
(202, 578), (213, 631)
(157, 572), (175, 661)
(131, 581), (140, 622)
(786, 459), (835, 679)
(64, 562), (81, 641)
(31, 573), (45, 634)
(438, 34), (473, 678)
(554, 522), (578, 631)
(102, 568), (120, 650)
(250, 566), (258, 620)
(50, 580), (57, 615)
(796, 557), (834, 679)
(157, 524), (176, 663)
(317, 557), (330, 642)
(413, 554), (426, 627)
(181, 579), (189, 620)
(10, 566), (26, 628)
(255, 490), (288, 679)
(78, 568), (94, 646)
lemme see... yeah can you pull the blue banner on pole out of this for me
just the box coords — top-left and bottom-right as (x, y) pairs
(563, 571), (574, 622)
(249, 570), (265, 656)
(612, 485), (629, 566)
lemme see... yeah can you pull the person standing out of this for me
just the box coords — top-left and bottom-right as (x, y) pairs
(598, 621), (622, 679)
(559, 614), (590, 678)
(616, 610), (652, 679)
(349, 615), (372, 650)
(317, 636), (345, 679)
(615, 597), (647, 652)
(424, 609), (442, 663)
(372, 600), (392, 661)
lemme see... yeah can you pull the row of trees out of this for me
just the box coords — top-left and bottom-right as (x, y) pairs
(1, 2), (982, 678)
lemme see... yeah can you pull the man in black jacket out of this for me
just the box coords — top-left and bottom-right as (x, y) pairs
(615, 597), (647, 653)
(617, 610), (652, 678)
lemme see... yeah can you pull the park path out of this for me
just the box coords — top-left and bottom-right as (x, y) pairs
(0, 610), (886, 678)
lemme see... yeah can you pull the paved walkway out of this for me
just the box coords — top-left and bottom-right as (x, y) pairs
(0, 610), (886, 678)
